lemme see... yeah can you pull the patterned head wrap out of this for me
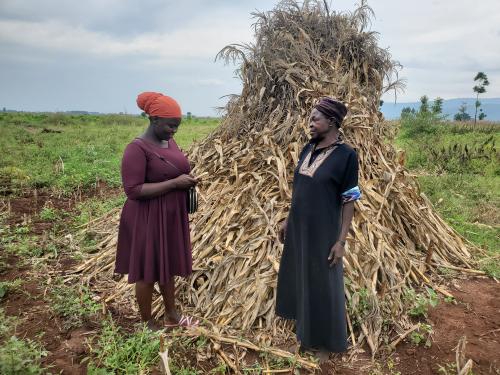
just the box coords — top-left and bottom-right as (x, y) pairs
(136, 91), (181, 118)
(314, 97), (348, 128)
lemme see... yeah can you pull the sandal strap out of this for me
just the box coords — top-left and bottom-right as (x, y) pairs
(180, 315), (199, 327)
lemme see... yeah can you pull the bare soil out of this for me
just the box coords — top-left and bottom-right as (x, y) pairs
(0, 186), (119, 374)
(1, 190), (499, 374)
(392, 278), (500, 375)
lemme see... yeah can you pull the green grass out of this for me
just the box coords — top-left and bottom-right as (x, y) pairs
(0, 337), (48, 375)
(0, 113), (219, 193)
(73, 195), (126, 227)
(48, 278), (101, 330)
(0, 279), (23, 301)
(0, 222), (59, 261)
(86, 319), (161, 375)
(0, 308), (48, 375)
(396, 119), (499, 277)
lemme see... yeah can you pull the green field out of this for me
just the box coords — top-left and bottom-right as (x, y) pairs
(0, 113), (221, 374)
(396, 116), (499, 276)
(0, 113), (219, 192)
(0, 112), (498, 373)
(1, 112), (498, 261)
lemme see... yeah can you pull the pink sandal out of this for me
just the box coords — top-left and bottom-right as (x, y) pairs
(165, 315), (199, 329)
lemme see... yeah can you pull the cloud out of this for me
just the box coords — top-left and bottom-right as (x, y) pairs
(194, 79), (226, 87)
(1, 0), (500, 114)
(0, 8), (254, 62)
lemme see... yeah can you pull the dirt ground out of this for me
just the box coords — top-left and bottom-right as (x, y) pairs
(1, 191), (499, 374)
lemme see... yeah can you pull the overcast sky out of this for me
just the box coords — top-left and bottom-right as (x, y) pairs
(1, 0), (499, 115)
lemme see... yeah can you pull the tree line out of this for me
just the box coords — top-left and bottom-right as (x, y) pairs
(401, 72), (490, 123)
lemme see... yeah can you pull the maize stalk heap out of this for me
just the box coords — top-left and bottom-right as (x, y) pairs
(78, 0), (479, 353)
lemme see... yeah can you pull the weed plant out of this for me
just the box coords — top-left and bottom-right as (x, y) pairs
(404, 287), (439, 318)
(86, 318), (161, 375)
(0, 308), (48, 375)
(48, 278), (100, 329)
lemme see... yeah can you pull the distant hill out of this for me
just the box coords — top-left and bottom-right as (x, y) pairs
(381, 98), (500, 121)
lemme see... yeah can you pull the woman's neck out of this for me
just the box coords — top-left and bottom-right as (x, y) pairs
(316, 130), (339, 149)
(142, 126), (163, 145)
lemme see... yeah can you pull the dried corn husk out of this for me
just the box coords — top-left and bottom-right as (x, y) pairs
(75, 0), (481, 356)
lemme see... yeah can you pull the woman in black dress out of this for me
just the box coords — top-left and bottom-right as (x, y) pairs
(276, 97), (361, 360)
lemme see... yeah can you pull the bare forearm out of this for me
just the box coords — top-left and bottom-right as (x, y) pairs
(339, 201), (354, 243)
(137, 180), (178, 199)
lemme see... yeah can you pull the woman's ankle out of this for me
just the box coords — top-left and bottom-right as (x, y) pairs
(165, 309), (181, 322)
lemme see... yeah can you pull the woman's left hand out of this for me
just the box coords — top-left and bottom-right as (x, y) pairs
(328, 241), (345, 267)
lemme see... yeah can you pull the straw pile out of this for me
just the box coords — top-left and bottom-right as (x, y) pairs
(77, 0), (479, 354)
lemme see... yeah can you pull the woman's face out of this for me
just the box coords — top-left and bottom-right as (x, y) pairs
(309, 108), (332, 140)
(152, 117), (181, 141)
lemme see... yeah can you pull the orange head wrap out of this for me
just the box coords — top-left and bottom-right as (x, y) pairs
(136, 91), (182, 118)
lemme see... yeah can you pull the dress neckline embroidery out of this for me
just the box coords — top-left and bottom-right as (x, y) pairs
(298, 141), (343, 178)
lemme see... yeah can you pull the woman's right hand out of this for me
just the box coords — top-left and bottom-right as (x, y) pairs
(279, 218), (288, 243)
(173, 174), (198, 189)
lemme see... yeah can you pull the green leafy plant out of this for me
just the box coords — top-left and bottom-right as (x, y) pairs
(0, 308), (16, 337)
(347, 287), (373, 327)
(369, 357), (401, 375)
(0, 336), (48, 375)
(39, 206), (58, 221)
(404, 288), (439, 318)
(409, 323), (433, 347)
(444, 296), (455, 304)
(86, 319), (161, 375)
(48, 278), (100, 329)
(0, 279), (23, 301)
(210, 362), (228, 373)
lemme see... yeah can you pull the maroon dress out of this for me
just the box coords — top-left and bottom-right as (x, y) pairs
(115, 138), (192, 285)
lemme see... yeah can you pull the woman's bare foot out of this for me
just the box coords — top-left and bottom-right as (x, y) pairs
(286, 342), (300, 353)
(164, 310), (182, 325)
(315, 350), (330, 363)
(146, 319), (163, 331)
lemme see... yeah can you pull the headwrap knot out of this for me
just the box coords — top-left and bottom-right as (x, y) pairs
(136, 91), (181, 118)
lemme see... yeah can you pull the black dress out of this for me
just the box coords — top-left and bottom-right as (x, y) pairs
(276, 140), (360, 352)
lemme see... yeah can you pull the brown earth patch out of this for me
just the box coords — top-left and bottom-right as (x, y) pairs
(1, 189), (499, 374)
(0, 186), (120, 374)
(390, 278), (500, 375)
(2, 181), (121, 229)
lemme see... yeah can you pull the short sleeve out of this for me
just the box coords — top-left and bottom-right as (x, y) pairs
(121, 142), (147, 200)
(340, 150), (361, 203)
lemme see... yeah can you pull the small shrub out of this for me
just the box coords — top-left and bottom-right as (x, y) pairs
(4, 235), (42, 258)
(479, 257), (500, 279)
(347, 287), (373, 327)
(0, 166), (30, 187)
(399, 111), (442, 138)
(0, 308), (16, 337)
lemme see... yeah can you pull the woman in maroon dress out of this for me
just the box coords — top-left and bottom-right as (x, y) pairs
(115, 91), (198, 330)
